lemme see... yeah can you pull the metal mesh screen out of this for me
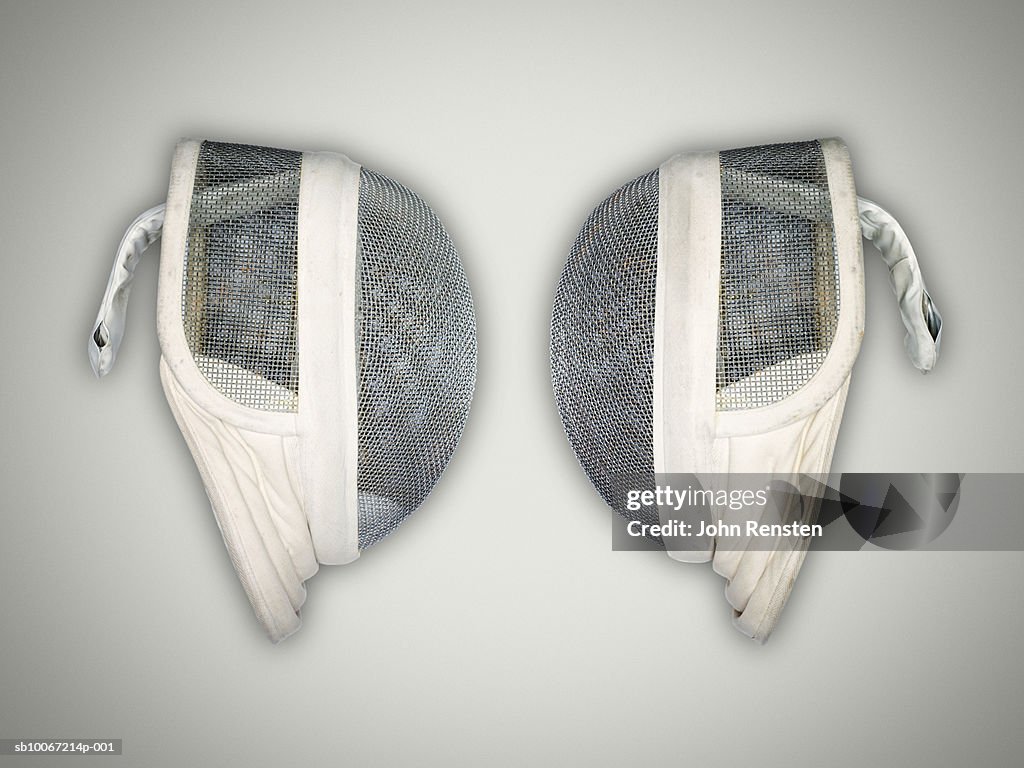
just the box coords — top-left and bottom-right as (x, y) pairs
(551, 170), (660, 532)
(183, 141), (302, 412)
(355, 169), (477, 549)
(716, 140), (840, 411)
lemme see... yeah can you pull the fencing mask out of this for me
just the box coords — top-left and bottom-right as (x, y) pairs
(90, 140), (477, 642)
(550, 138), (942, 642)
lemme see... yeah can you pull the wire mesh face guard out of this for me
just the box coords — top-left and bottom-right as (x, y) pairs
(551, 138), (942, 642)
(91, 140), (476, 642)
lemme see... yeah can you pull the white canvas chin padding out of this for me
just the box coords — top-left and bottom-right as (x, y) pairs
(551, 138), (942, 643)
(90, 139), (477, 642)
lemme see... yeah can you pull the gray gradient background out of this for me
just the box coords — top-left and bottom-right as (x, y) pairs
(1, 1), (1022, 766)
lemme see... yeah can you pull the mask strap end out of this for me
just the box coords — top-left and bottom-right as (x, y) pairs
(89, 204), (166, 377)
(857, 196), (942, 373)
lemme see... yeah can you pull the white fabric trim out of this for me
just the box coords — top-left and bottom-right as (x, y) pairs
(157, 139), (298, 435)
(296, 151), (361, 565)
(715, 138), (864, 438)
(655, 150), (721, 563)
